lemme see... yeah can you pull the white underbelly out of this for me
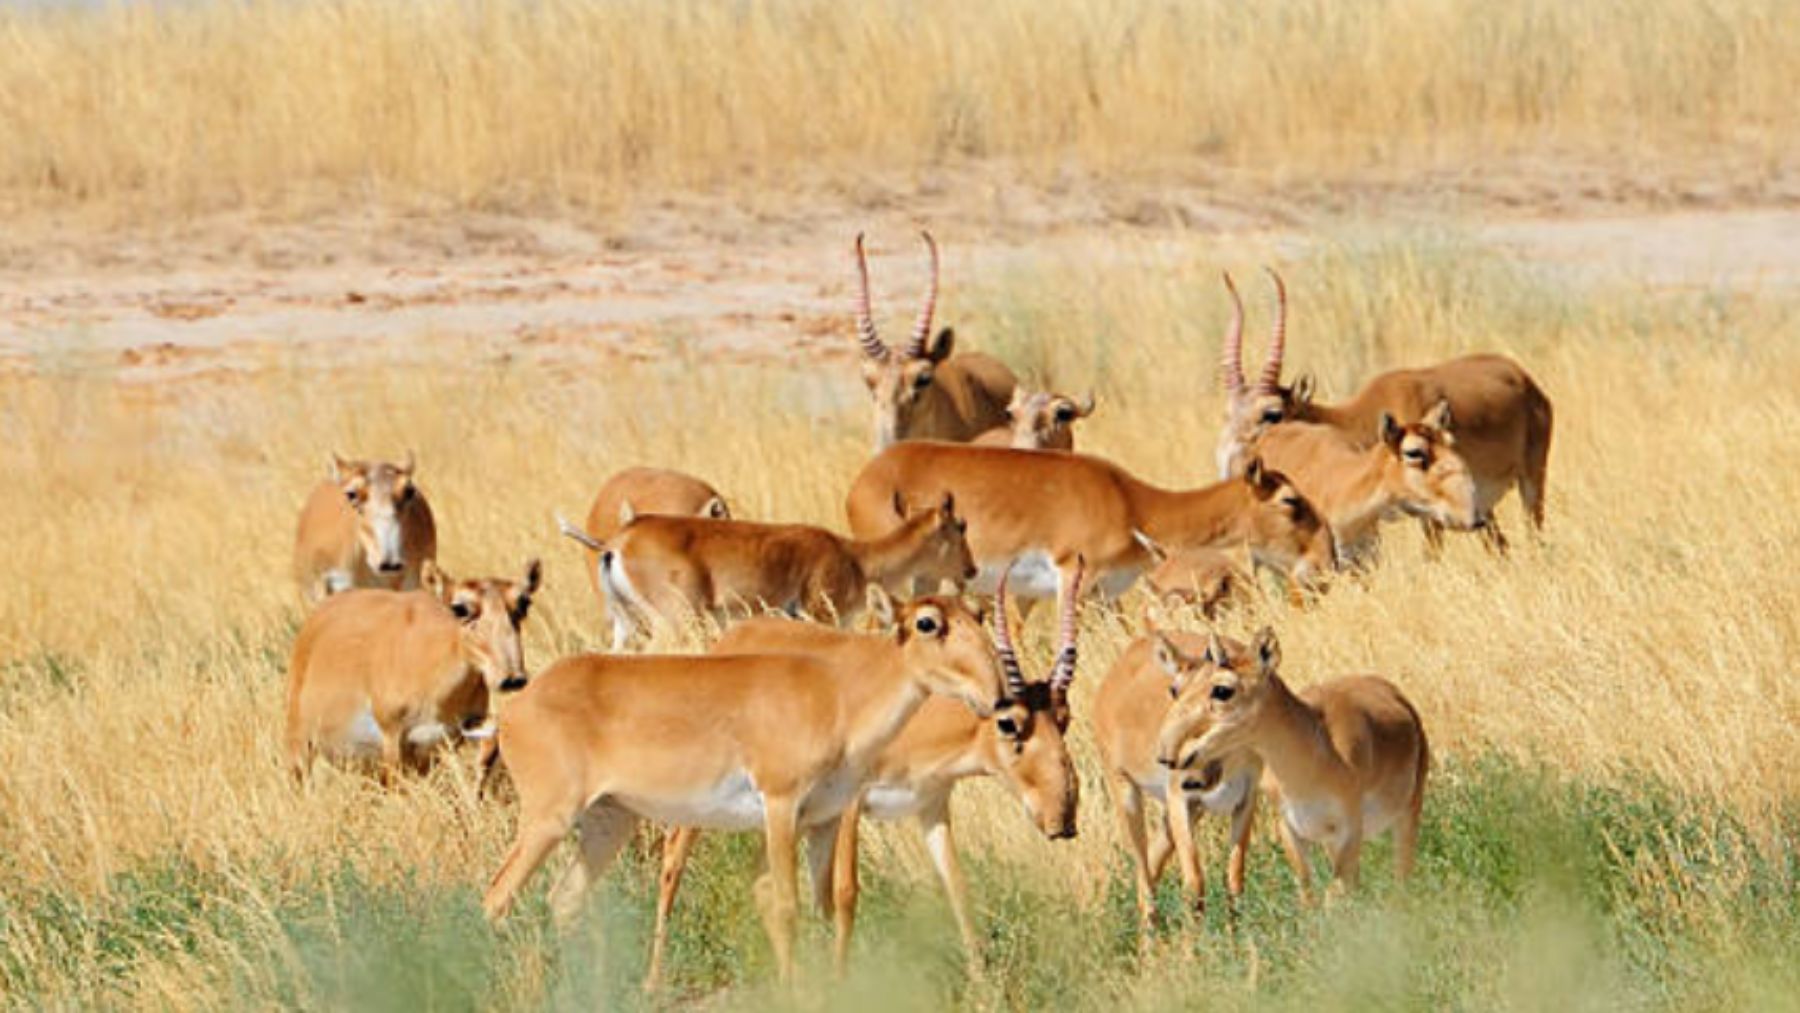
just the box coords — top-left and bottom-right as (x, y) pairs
(861, 784), (923, 821)
(621, 773), (768, 831)
(1282, 796), (1347, 844)
(970, 551), (1060, 598)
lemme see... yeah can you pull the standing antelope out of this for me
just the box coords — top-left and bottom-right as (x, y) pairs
(292, 453), (437, 604)
(558, 466), (731, 610)
(1094, 628), (1264, 934)
(284, 558), (540, 781)
(1215, 270), (1552, 548)
(569, 494), (975, 649)
(972, 387), (1097, 450)
(479, 591), (1006, 984)
(845, 443), (1336, 623)
(1251, 402), (1481, 563)
(1156, 627), (1428, 900)
(645, 565), (1085, 986)
(852, 232), (1018, 449)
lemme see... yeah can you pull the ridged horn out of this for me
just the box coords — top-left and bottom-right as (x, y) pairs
(1257, 266), (1288, 393)
(853, 233), (888, 361)
(992, 563), (1027, 700)
(1050, 557), (1085, 697)
(906, 230), (940, 359)
(1221, 271), (1246, 396)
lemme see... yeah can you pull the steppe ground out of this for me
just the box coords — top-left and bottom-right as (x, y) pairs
(1, 1), (1798, 1009)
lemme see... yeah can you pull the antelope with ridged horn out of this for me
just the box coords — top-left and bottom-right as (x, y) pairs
(853, 231), (1019, 450)
(1215, 268), (1553, 551)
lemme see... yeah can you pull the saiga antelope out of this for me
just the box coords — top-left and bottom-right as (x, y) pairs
(1156, 628), (1428, 899)
(645, 564), (1085, 986)
(480, 591), (1006, 984)
(285, 558), (540, 781)
(1251, 402), (1481, 564)
(1094, 627), (1264, 934)
(292, 452), (437, 604)
(845, 443), (1336, 621)
(1133, 538), (1253, 618)
(971, 387), (1097, 450)
(568, 494), (976, 649)
(852, 232), (1018, 449)
(560, 466), (730, 605)
(1215, 270), (1552, 548)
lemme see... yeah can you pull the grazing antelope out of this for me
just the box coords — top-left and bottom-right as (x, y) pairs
(479, 591), (1006, 984)
(1156, 628), (1428, 900)
(1215, 270), (1552, 548)
(584, 494), (975, 650)
(645, 565), (1085, 986)
(1134, 537), (1253, 618)
(845, 443), (1336, 621)
(1094, 628), (1264, 934)
(852, 232), (1018, 450)
(292, 452), (437, 604)
(1251, 402), (1481, 563)
(284, 558), (540, 781)
(972, 387), (1097, 450)
(557, 466), (730, 608)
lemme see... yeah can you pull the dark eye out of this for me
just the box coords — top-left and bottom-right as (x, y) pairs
(450, 601), (476, 621)
(343, 488), (361, 504)
(914, 614), (940, 636)
(1260, 408), (1283, 424)
(1054, 406), (1076, 423)
(1168, 683), (1180, 700)
(397, 485), (415, 504)
(996, 715), (1021, 737)
(1403, 449), (1429, 466)
(913, 371), (933, 390)
(1210, 684), (1236, 702)
(954, 518), (967, 534)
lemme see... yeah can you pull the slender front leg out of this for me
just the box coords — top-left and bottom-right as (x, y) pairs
(378, 720), (406, 786)
(1165, 777), (1206, 917)
(645, 826), (702, 992)
(917, 794), (978, 966)
(754, 796), (802, 983)
(1225, 785), (1258, 901)
(1326, 812), (1364, 900)
(1273, 809), (1314, 906)
(484, 811), (573, 921)
(1109, 772), (1156, 937)
(549, 805), (639, 928)
(829, 797), (864, 976)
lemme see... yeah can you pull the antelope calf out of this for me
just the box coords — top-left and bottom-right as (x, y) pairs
(284, 558), (540, 780)
(845, 443), (1336, 622)
(480, 592), (1006, 984)
(1251, 401), (1481, 563)
(292, 453), (437, 604)
(559, 466), (730, 609)
(646, 565), (1085, 986)
(972, 387), (1096, 450)
(1094, 628), (1264, 934)
(1156, 628), (1428, 899)
(851, 232), (1018, 449)
(591, 494), (975, 649)
(1215, 269), (1552, 548)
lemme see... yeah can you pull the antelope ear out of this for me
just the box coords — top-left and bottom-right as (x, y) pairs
(1152, 634), (1187, 679)
(865, 585), (898, 629)
(521, 558), (544, 596)
(1077, 390), (1097, 416)
(1006, 386), (1028, 415)
(618, 499), (637, 526)
(400, 449), (417, 476)
(704, 496), (730, 520)
(1292, 374), (1316, 406)
(1423, 398), (1454, 434)
(937, 492), (957, 521)
(1379, 412), (1404, 450)
(1251, 626), (1281, 675)
(892, 490), (909, 520)
(329, 453), (350, 483)
(1204, 630), (1229, 667)
(924, 326), (955, 364)
(1243, 457), (1278, 496)
(420, 560), (450, 602)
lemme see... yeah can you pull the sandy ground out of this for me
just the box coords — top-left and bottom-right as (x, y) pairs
(2, 171), (1796, 384)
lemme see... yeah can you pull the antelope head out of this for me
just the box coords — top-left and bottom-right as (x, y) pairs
(424, 558), (542, 694)
(1238, 457), (1337, 587)
(988, 560), (1084, 839)
(880, 586), (1004, 719)
(1380, 400), (1482, 531)
(853, 231), (954, 450)
(1152, 626), (1281, 772)
(1003, 387), (1096, 449)
(331, 451), (420, 576)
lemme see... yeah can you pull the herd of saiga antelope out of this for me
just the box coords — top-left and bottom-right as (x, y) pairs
(284, 232), (1553, 985)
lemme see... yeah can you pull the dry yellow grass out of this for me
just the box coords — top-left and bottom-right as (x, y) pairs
(0, 230), (1796, 1004)
(1, 0), (1795, 213)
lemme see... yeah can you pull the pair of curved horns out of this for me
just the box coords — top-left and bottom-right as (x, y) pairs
(853, 231), (939, 362)
(992, 557), (1085, 702)
(1220, 267), (1287, 396)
